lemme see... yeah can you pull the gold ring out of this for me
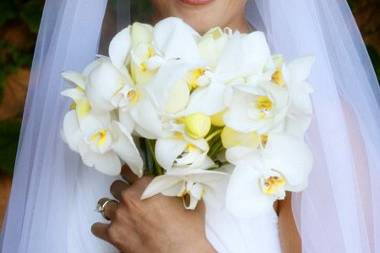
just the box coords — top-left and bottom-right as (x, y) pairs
(96, 198), (118, 220)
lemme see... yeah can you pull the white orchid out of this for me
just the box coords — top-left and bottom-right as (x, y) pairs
(109, 17), (201, 81)
(282, 57), (315, 137)
(85, 58), (137, 112)
(225, 134), (313, 218)
(61, 65), (144, 176)
(155, 132), (209, 171)
(183, 31), (272, 117)
(198, 27), (230, 69)
(142, 158), (227, 210)
(223, 82), (289, 134)
(62, 110), (143, 176)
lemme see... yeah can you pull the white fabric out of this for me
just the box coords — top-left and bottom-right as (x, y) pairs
(1, 0), (379, 253)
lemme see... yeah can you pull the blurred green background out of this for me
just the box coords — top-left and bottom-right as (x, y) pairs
(0, 0), (379, 176)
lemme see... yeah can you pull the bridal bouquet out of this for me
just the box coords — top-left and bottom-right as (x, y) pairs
(61, 17), (314, 218)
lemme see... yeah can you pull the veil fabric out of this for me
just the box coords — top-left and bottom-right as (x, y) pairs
(1, 0), (379, 252)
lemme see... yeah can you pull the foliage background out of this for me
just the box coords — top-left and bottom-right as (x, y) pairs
(0, 0), (379, 176)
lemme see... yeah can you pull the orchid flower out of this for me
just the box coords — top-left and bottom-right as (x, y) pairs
(183, 31), (273, 117)
(62, 109), (143, 176)
(155, 132), (209, 171)
(61, 66), (143, 176)
(109, 17), (201, 76)
(142, 158), (227, 210)
(225, 134), (313, 218)
(223, 82), (289, 134)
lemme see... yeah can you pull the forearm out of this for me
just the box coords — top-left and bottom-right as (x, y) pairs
(278, 193), (301, 253)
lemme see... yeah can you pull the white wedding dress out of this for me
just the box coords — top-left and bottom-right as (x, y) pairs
(1, 1), (379, 253)
(206, 208), (281, 253)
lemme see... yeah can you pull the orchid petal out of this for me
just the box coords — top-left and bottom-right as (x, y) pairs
(62, 71), (86, 90)
(154, 17), (201, 63)
(131, 22), (153, 46)
(79, 144), (122, 176)
(263, 134), (313, 189)
(62, 110), (82, 152)
(226, 163), (274, 218)
(112, 122), (144, 177)
(141, 175), (182, 199)
(155, 137), (187, 170)
(287, 56), (315, 84)
(109, 26), (131, 69)
(87, 60), (127, 111)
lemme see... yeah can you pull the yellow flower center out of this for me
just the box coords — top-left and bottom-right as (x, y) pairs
(272, 68), (285, 86)
(260, 134), (269, 148)
(146, 46), (155, 58)
(256, 96), (273, 111)
(90, 129), (108, 147)
(127, 89), (141, 104)
(75, 99), (92, 119)
(262, 176), (286, 195)
(187, 68), (206, 91)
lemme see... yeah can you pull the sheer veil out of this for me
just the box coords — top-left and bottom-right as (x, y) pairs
(1, 0), (379, 252)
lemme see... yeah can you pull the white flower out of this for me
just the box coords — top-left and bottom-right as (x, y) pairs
(86, 58), (134, 112)
(198, 27), (230, 68)
(223, 83), (289, 134)
(62, 110), (144, 176)
(225, 134), (313, 218)
(61, 71), (143, 176)
(155, 132), (209, 171)
(109, 17), (201, 79)
(283, 57), (314, 137)
(183, 31), (272, 116)
(142, 158), (227, 210)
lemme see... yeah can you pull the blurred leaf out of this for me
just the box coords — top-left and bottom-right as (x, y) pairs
(0, 1), (17, 26)
(0, 39), (32, 100)
(20, 0), (43, 33)
(367, 45), (380, 81)
(0, 120), (21, 175)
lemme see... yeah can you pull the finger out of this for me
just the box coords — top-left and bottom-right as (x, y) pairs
(121, 165), (139, 184)
(111, 180), (130, 201)
(91, 222), (110, 242)
(103, 200), (118, 220)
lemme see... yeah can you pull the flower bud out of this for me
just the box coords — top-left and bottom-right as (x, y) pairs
(221, 127), (259, 149)
(183, 113), (211, 139)
(210, 110), (225, 127)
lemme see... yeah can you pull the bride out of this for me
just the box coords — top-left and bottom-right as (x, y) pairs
(1, 0), (379, 252)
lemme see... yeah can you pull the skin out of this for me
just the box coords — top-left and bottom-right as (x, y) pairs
(92, 166), (216, 253)
(92, 1), (301, 252)
(150, 0), (250, 33)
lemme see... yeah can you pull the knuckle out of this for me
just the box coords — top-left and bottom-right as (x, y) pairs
(107, 226), (121, 245)
(123, 195), (140, 210)
(114, 208), (124, 220)
(121, 189), (134, 203)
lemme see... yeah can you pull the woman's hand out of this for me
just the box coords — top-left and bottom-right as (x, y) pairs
(91, 166), (216, 253)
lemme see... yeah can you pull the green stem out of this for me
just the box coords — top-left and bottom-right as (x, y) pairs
(205, 129), (222, 142)
(146, 139), (164, 176)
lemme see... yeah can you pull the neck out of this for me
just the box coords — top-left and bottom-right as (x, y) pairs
(226, 15), (251, 33)
(152, 13), (252, 34)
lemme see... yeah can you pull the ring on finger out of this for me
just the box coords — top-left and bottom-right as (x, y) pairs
(96, 198), (118, 220)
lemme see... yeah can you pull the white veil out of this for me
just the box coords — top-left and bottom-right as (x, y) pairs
(1, 0), (379, 252)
